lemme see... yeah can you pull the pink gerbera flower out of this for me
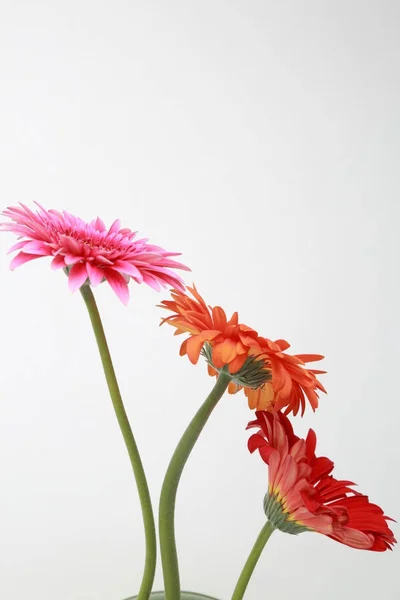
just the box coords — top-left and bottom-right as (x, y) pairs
(1, 203), (189, 304)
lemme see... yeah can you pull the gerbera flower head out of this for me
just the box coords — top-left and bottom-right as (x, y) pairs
(209, 337), (326, 417)
(160, 287), (326, 416)
(247, 411), (396, 551)
(244, 337), (326, 416)
(1, 203), (189, 304)
(159, 285), (271, 388)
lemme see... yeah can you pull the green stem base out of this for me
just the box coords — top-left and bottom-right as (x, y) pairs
(231, 521), (275, 600)
(80, 285), (156, 599)
(158, 372), (231, 599)
(127, 593), (220, 600)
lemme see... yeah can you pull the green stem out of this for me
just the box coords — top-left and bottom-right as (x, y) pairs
(159, 371), (231, 600)
(80, 285), (156, 600)
(231, 521), (275, 600)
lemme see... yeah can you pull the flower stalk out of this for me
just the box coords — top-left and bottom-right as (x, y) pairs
(80, 284), (156, 600)
(231, 521), (275, 600)
(159, 370), (232, 600)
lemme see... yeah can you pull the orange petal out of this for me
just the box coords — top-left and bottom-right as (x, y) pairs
(227, 381), (240, 394)
(228, 353), (247, 373)
(227, 311), (239, 326)
(185, 330), (222, 364)
(186, 335), (206, 364)
(179, 339), (188, 356)
(256, 383), (275, 410)
(212, 339), (237, 368)
(295, 354), (324, 363)
(246, 388), (258, 410)
(274, 339), (291, 351)
(212, 305), (228, 330)
(207, 364), (218, 377)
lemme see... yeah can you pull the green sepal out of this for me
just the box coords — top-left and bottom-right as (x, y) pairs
(201, 342), (271, 389)
(264, 492), (310, 535)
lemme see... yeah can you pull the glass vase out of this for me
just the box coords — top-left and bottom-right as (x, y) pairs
(127, 592), (219, 600)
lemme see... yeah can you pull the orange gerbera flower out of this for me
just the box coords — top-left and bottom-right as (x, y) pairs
(159, 285), (270, 382)
(244, 337), (326, 416)
(211, 337), (326, 417)
(160, 286), (326, 416)
(248, 411), (396, 551)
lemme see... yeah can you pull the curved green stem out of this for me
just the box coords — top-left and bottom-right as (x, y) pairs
(231, 521), (275, 600)
(80, 285), (156, 600)
(159, 371), (231, 600)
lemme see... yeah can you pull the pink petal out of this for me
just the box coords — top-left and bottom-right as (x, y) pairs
(20, 240), (50, 255)
(268, 450), (281, 488)
(155, 258), (191, 271)
(113, 260), (144, 283)
(91, 216), (106, 231)
(7, 240), (29, 253)
(64, 253), (85, 266)
(86, 262), (105, 286)
(294, 511), (333, 534)
(95, 255), (114, 265)
(68, 262), (88, 292)
(153, 271), (186, 290)
(107, 219), (121, 235)
(142, 273), (161, 292)
(10, 252), (42, 269)
(58, 235), (82, 254)
(103, 268), (130, 304)
(51, 255), (66, 270)
(331, 526), (375, 549)
(276, 455), (299, 496)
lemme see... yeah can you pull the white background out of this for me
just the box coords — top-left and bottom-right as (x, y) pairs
(0, 1), (399, 599)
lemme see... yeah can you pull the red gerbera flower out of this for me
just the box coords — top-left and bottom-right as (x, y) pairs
(1, 203), (189, 304)
(247, 411), (396, 551)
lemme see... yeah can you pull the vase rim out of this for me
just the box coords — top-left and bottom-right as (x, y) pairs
(151, 593), (218, 599)
(127, 592), (219, 600)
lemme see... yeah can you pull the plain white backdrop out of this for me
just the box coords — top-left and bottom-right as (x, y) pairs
(0, 1), (399, 599)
